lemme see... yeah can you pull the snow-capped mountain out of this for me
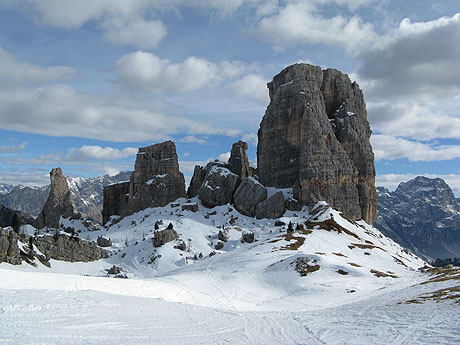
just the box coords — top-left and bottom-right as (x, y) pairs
(375, 176), (460, 261)
(0, 171), (131, 223)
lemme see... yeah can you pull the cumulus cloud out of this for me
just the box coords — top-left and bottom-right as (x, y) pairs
(0, 47), (75, 85)
(372, 135), (460, 162)
(231, 74), (269, 104)
(0, 85), (241, 142)
(114, 51), (251, 94)
(0, 170), (50, 187)
(0, 142), (28, 152)
(358, 13), (460, 103)
(66, 145), (138, 161)
(241, 133), (258, 146)
(254, 1), (379, 53)
(103, 17), (167, 49)
(376, 173), (460, 195)
(368, 102), (460, 141)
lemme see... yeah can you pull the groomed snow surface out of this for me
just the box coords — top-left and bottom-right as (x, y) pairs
(1, 198), (459, 344)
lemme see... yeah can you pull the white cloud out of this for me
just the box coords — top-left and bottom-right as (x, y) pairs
(217, 152), (231, 162)
(368, 102), (460, 141)
(372, 135), (460, 162)
(376, 173), (460, 195)
(179, 136), (208, 144)
(66, 145), (137, 161)
(255, 1), (379, 53)
(0, 47), (75, 85)
(358, 13), (460, 103)
(0, 170), (50, 187)
(0, 142), (28, 152)
(0, 85), (241, 142)
(103, 17), (167, 49)
(231, 74), (269, 104)
(241, 133), (258, 146)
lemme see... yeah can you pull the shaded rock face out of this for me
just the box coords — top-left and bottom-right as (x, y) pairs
(102, 182), (130, 225)
(233, 177), (267, 217)
(187, 165), (207, 198)
(228, 141), (251, 178)
(375, 177), (460, 261)
(257, 63), (376, 223)
(34, 168), (78, 229)
(97, 236), (112, 247)
(198, 164), (240, 208)
(103, 141), (186, 221)
(0, 204), (34, 228)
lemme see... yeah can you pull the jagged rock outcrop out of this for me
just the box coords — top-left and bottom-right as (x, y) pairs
(233, 177), (267, 217)
(198, 163), (240, 208)
(0, 228), (22, 265)
(97, 236), (112, 247)
(34, 168), (78, 229)
(103, 141), (187, 222)
(102, 182), (130, 225)
(255, 192), (286, 219)
(228, 141), (251, 178)
(257, 63), (376, 223)
(30, 234), (109, 262)
(375, 177), (460, 261)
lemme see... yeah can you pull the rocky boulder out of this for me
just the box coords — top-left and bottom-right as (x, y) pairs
(97, 236), (112, 247)
(198, 164), (240, 208)
(153, 228), (179, 247)
(233, 177), (267, 217)
(257, 63), (376, 223)
(34, 168), (78, 229)
(255, 192), (286, 219)
(0, 204), (34, 228)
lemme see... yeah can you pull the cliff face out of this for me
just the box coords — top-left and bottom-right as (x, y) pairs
(102, 141), (186, 223)
(33, 168), (78, 229)
(257, 63), (376, 223)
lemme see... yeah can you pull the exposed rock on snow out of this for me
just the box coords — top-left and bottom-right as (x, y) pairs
(153, 228), (179, 247)
(102, 181), (130, 225)
(0, 204), (34, 228)
(0, 228), (21, 265)
(233, 177), (267, 217)
(198, 164), (240, 208)
(34, 168), (78, 229)
(182, 203), (199, 212)
(255, 191), (286, 219)
(97, 236), (112, 247)
(257, 63), (376, 223)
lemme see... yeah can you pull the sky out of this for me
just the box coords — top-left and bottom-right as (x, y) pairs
(0, 0), (459, 195)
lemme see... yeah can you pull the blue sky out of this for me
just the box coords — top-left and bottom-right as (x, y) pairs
(0, 0), (459, 195)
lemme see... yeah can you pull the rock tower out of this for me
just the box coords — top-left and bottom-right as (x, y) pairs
(257, 63), (376, 223)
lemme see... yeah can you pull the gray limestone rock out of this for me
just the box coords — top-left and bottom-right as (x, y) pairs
(285, 198), (302, 211)
(255, 192), (286, 219)
(218, 229), (229, 242)
(34, 168), (78, 229)
(198, 164), (240, 208)
(233, 177), (267, 217)
(257, 63), (376, 223)
(242, 232), (255, 243)
(187, 165), (207, 198)
(228, 141), (251, 178)
(97, 236), (112, 247)
(215, 241), (224, 250)
(153, 228), (179, 247)
(102, 182), (130, 225)
(0, 228), (22, 265)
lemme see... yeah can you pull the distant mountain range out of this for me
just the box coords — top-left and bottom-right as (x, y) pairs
(375, 176), (460, 261)
(0, 171), (131, 224)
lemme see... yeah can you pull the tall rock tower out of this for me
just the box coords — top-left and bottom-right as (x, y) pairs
(257, 63), (376, 223)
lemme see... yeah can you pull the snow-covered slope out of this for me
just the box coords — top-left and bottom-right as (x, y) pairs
(1, 198), (458, 344)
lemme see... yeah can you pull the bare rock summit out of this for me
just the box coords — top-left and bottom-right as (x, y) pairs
(257, 63), (376, 223)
